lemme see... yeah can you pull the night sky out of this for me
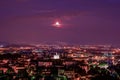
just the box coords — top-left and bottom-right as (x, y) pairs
(0, 0), (120, 45)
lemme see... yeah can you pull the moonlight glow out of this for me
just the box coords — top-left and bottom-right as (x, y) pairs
(53, 21), (61, 28)
(56, 22), (60, 26)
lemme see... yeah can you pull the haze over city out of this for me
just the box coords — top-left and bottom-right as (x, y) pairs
(0, 0), (120, 45)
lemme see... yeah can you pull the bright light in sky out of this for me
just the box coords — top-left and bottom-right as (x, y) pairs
(56, 22), (60, 26)
(53, 21), (61, 28)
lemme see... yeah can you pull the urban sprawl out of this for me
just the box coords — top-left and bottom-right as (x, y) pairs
(0, 44), (120, 80)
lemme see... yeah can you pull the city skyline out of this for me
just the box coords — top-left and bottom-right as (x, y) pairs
(0, 0), (120, 45)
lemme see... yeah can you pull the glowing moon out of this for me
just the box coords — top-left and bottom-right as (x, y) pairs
(53, 21), (61, 28)
(55, 22), (60, 26)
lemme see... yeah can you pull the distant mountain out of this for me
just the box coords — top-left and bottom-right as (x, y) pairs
(0, 42), (35, 48)
(5, 43), (35, 48)
(0, 42), (10, 46)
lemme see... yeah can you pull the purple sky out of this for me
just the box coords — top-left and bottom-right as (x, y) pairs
(0, 0), (120, 45)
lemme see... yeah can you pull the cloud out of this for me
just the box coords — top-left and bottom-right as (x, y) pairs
(11, 10), (88, 21)
(16, 0), (29, 2)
